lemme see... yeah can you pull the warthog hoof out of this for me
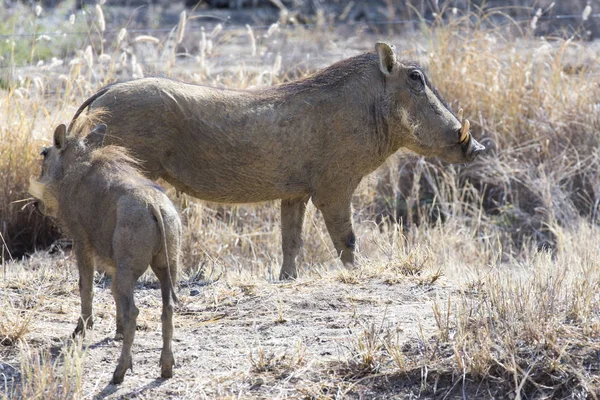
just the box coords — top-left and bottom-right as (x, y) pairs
(161, 365), (173, 379)
(111, 356), (133, 385)
(160, 352), (175, 379)
(113, 332), (124, 341)
(72, 316), (94, 338)
(278, 269), (297, 281)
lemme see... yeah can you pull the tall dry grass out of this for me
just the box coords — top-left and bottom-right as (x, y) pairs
(376, 10), (600, 256)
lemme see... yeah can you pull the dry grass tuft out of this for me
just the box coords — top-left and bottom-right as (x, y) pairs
(4, 340), (86, 400)
(0, 300), (35, 347)
(344, 321), (386, 376)
(248, 344), (280, 373)
(336, 269), (361, 285)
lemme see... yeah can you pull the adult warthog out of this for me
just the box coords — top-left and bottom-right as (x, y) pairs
(70, 42), (484, 280)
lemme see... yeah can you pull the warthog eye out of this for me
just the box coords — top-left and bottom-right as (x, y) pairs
(40, 147), (49, 158)
(409, 70), (423, 83)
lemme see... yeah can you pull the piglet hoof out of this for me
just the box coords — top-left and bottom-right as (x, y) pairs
(160, 352), (174, 379)
(72, 317), (94, 338)
(111, 357), (133, 385)
(114, 332), (124, 341)
(111, 371), (125, 385)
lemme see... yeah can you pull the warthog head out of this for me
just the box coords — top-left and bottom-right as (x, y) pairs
(376, 42), (485, 163)
(29, 123), (105, 217)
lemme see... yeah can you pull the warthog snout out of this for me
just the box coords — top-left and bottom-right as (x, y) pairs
(456, 114), (485, 162)
(460, 133), (486, 162)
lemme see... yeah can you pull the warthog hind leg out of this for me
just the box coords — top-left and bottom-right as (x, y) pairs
(159, 300), (175, 379)
(279, 196), (309, 280)
(111, 263), (143, 385)
(316, 197), (356, 267)
(111, 277), (124, 341)
(151, 255), (176, 379)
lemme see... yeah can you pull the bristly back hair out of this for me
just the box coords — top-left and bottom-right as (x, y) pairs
(68, 107), (110, 138)
(67, 107), (144, 175)
(90, 145), (142, 174)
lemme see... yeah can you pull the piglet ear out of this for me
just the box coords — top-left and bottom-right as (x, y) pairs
(53, 124), (67, 149)
(375, 42), (397, 76)
(86, 124), (108, 147)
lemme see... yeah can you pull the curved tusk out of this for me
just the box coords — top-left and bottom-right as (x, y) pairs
(29, 177), (46, 200)
(459, 119), (470, 143)
(457, 108), (463, 123)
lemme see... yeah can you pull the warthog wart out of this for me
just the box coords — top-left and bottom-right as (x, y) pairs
(29, 117), (182, 384)
(69, 42), (484, 280)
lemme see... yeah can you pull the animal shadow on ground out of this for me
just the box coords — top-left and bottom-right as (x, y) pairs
(93, 377), (167, 399)
(87, 337), (114, 350)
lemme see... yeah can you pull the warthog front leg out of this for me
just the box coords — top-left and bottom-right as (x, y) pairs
(316, 198), (355, 267)
(73, 242), (95, 338)
(279, 196), (309, 280)
(111, 268), (138, 385)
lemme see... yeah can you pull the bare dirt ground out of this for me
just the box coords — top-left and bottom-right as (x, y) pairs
(1, 250), (465, 399)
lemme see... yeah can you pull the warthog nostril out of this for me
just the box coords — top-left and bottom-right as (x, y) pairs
(472, 139), (486, 154)
(468, 138), (486, 160)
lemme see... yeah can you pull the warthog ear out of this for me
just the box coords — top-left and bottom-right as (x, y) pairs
(53, 124), (67, 150)
(375, 42), (397, 76)
(86, 124), (108, 148)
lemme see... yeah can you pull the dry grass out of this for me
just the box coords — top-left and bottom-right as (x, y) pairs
(1, 2), (600, 398)
(2, 339), (86, 400)
(445, 222), (600, 396)
(0, 301), (35, 347)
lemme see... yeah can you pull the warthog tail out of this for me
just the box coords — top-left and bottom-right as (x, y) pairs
(67, 85), (113, 133)
(150, 204), (180, 305)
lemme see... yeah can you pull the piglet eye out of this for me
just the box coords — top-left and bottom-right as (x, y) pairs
(40, 148), (49, 158)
